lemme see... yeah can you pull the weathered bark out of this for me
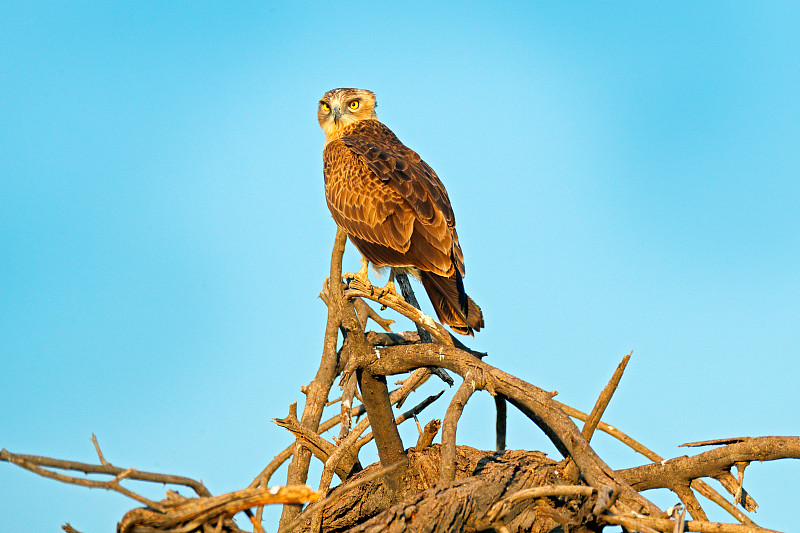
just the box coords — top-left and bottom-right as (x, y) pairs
(357, 369), (408, 492)
(295, 445), (599, 533)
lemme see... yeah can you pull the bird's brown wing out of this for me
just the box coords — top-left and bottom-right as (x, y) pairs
(324, 119), (464, 277)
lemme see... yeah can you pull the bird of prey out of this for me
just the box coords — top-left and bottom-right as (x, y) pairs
(318, 88), (483, 335)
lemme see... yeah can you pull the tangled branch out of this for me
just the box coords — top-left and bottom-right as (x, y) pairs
(2, 230), (797, 533)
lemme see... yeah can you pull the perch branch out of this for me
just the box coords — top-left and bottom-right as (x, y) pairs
(345, 280), (453, 346)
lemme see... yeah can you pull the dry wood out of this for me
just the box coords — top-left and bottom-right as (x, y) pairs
(563, 352), (631, 483)
(582, 352), (631, 442)
(118, 486), (320, 533)
(681, 438), (749, 447)
(251, 367), (435, 490)
(356, 369), (408, 492)
(617, 436), (800, 491)
(273, 404), (362, 480)
(556, 402), (759, 522)
(345, 278), (454, 346)
(349, 342), (660, 516)
(310, 446), (563, 533)
(599, 512), (781, 533)
(279, 228), (350, 527)
(4, 232), (799, 533)
(495, 394), (507, 452)
(0, 448), (210, 498)
(439, 377), (477, 484)
(415, 419), (441, 449)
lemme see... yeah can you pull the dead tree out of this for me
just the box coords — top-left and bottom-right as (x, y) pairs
(2, 229), (798, 533)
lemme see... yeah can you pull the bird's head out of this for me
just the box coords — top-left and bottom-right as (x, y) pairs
(318, 88), (377, 139)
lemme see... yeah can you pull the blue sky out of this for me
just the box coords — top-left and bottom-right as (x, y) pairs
(2, 2), (798, 531)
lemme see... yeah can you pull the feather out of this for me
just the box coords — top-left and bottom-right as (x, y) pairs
(320, 89), (482, 335)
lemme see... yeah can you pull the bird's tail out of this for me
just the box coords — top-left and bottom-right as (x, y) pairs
(419, 270), (484, 336)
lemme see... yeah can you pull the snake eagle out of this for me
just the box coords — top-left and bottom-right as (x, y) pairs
(318, 88), (483, 336)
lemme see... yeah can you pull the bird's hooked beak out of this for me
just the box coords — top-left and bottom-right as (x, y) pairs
(332, 106), (342, 125)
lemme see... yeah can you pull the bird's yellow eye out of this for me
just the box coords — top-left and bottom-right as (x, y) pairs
(349, 100), (360, 110)
(321, 102), (330, 112)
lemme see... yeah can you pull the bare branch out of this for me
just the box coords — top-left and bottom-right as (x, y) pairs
(280, 228), (348, 527)
(440, 378), (477, 484)
(556, 401), (760, 521)
(1, 448), (210, 500)
(617, 436), (800, 491)
(483, 485), (596, 524)
(681, 437), (749, 447)
(91, 433), (110, 466)
(564, 352), (632, 483)
(118, 486), (320, 533)
(277, 460), (406, 533)
(599, 512), (781, 533)
(350, 342), (661, 516)
(249, 446), (293, 489)
(346, 278), (453, 346)
(583, 351), (631, 442)
(495, 394), (507, 452)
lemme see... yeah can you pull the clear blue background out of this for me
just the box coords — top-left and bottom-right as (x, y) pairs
(2, 2), (798, 531)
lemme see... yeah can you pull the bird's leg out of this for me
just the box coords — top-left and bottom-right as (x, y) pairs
(376, 268), (401, 300)
(343, 258), (373, 293)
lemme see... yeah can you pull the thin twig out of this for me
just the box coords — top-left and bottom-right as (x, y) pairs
(0, 448), (210, 498)
(1, 450), (166, 511)
(564, 352), (631, 482)
(583, 351), (631, 442)
(680, 438), (749, 448)
(249, 446), (294, 489)
(91, 433), (110, 466)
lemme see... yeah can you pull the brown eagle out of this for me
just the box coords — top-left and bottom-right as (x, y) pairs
(317, 88), (483, 336)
